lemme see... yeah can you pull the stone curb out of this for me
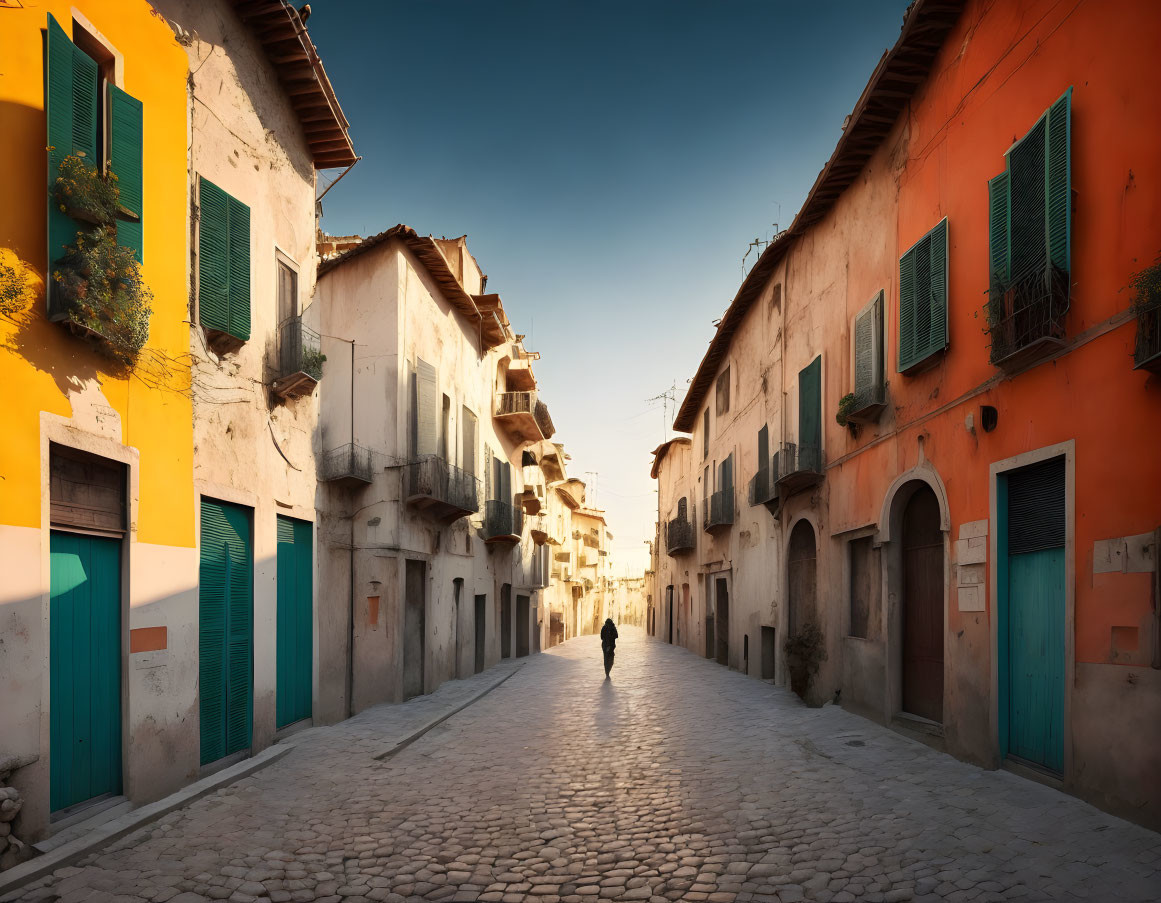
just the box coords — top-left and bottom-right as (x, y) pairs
(0, 744), (292, 897)
(374, 662), (524, 761)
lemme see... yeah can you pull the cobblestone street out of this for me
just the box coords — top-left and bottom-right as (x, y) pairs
(6, 629), (1160, 903)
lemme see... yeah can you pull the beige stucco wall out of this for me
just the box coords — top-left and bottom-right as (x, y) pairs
(152, 0), (324, 754)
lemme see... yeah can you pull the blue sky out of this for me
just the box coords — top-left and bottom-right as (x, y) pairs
(308, 0), (911, 573)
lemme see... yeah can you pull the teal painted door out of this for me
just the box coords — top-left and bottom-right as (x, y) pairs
(50, 532), (122, 812)
(199, 499), (253, 765)
(276, 516), (313, 728)
(1002, 457), (1066, 774)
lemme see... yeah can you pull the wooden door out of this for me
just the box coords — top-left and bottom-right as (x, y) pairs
(500, 584), (512, 658)
(787, 520), (817, 638)
(715, 578), (729, 666)
(50, 532), (122, 812)
(516, 594), (530, 657)
(275, 516), (312, 729)
(1003, 457), (1066, 773)
(403, 560), (426, 699)
(474, 595), (486, 673)
(901, 486), (944, 722)
(666, 585), (674, 644)
(200, 499), (253, 764)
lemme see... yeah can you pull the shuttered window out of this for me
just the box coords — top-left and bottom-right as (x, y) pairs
(798, 355), (822, 454)
(461, 407), (477, 475)
(988, 89), (1072, 290)
(702, 409), (710, 459)
(108, 85), (143, 262)
(197, 177), (251, 342)
(898, 219), (949, 373)
(1007, 456), (1066, 555)
(757, 425), (769, 473)
(853, 291), (883, 405)
(415, 359), (438, 456)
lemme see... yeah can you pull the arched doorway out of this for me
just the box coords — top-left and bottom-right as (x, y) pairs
(787, 520), (817, 639)
(901, 485), (944, 722)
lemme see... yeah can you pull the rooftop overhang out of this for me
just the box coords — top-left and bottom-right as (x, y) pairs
(650, 437), (692, 479)
(229, 0), (356, 169)
(673, 0), (964, 432)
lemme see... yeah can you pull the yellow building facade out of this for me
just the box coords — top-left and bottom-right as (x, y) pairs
(0, 2), (196, 841)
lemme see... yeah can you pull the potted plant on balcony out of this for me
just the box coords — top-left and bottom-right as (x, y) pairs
(53, 153), (120, 225)
(52, 227), (152, 366)
(835, 393), (861, 437)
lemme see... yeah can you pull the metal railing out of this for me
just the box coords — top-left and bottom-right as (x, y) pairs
(319, 443), (373, 483)
(484, 499), (522, 538)
(985, 263), (1069, 365)
(666, 516), (695, 554)
(775, 443), (822, 480)
(748, 466), (773, 506)
(851, 379), (886, 415)
(533, 399), (555, 438)
(405, 455), (480, 513)
(278, 315), (324, 381)
(1134, 298), (1161, 370)
(703, 488), (734, 531)
(495, 392), (554, 439)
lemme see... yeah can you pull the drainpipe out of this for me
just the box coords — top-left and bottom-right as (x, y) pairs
(346, 338), (357, 718)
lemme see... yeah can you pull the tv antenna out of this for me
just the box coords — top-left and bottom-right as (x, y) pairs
(646, 383), (678, 442)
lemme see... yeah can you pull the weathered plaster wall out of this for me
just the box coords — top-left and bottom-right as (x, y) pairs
(0, 0), (195, 840)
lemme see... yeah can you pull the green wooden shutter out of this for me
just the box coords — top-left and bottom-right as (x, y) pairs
(757, 425), (769, 472)
(853, 291), (883, 402)
(798, 355), (822, 456)
(927, 219), (949, 358)
(1045, 88), (1072, 273)
(276, 516), (313, 729)
(898, 244), (917, 371)
(898, 222), (949, 372)
(46, 13), (99, 294)
(227, 194), (251, 341)
(988, 171), (1010, 288)
(199, 499), (253, 765)
(108, 84), (144, 263)
(1009, 118), (1047, 281)
(198, 178), (230, 334)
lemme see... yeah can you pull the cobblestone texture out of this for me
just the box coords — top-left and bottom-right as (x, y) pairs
(5, 629), (1159, 903)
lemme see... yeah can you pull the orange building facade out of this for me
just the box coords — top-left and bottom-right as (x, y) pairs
(659, 0), (1160, 828)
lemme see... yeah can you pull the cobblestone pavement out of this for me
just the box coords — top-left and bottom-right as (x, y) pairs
(6, 629), (1160, 903)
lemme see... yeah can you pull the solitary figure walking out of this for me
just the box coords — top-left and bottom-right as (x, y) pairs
(600, 618), (618, 678)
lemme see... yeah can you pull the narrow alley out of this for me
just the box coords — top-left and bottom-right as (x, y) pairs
(6, 630), (1159, 903)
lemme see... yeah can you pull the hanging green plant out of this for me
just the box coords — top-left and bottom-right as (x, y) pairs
(52, 226), (152, 365)
(53, 153), (120, 225)
(301, 347), (327, 380)
(835, 392), (856, 427)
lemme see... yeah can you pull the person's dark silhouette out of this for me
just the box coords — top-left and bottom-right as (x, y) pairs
(600, 618), (618, 678)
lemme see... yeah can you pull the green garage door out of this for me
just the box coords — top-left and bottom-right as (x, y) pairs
(199, 499), (253, 765)
(276, 516), (313, 728)
(50, 532), (122, 812)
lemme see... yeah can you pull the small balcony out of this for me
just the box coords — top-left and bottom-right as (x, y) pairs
(847, 381), (887, 424)
(528, 515), (549, 545)
(319, 443), (373, 487)
(985, 264), (1069, 370)
(495, 391), (555, 442)
(703, 488), (733, 534)
(1134, 297), (1161, 374)
(273, 316), (324, 399)
(484, 499), (523, 544)
(666, 516), (695, 556)
(405, 456), (480, 524)
(774, 443), (823, 496)
(748, 465), (780, 514)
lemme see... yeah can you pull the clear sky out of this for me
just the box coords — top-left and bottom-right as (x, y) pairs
(308, 0), (911, 574)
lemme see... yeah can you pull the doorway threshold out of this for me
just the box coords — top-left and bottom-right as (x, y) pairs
(1003, 756), (1064, 790)
(44, 794), (131, 845)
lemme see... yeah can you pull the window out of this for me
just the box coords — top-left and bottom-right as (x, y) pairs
(798, 356), (822, 463)
(277, 258), (298, 325)
(848, 536), (878, 639)
(198, 176), (251, 344)
(757, 425), (769, 474)
(440, 394), (451, 461)
(771, 282), (782, 312)
(986, 89), (1072, 365)
(45, 13), (144, 315)
(715, 367), (731, 415)
(852, 291), (885, 413)
(412, 359), (437, 457)
(702, 409), (710, 459)
(897, 219), (949, 373)
(677, 497), (687, 521)
(462, 407), (477, 475)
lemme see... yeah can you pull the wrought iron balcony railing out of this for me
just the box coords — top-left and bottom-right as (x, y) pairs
(274, 316), (324, 399)
(703, 488), (733, 533)
(1133, 295), (1161, 374)
(666, 516), (695, 555)
(985, 262), (1069, 368)
(319, 443), (373, 485)
(774, 443), (823, 496)
(484, 499), (523, 542)
(495, 391), (555, 441)
(405, 455), (480, 522)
